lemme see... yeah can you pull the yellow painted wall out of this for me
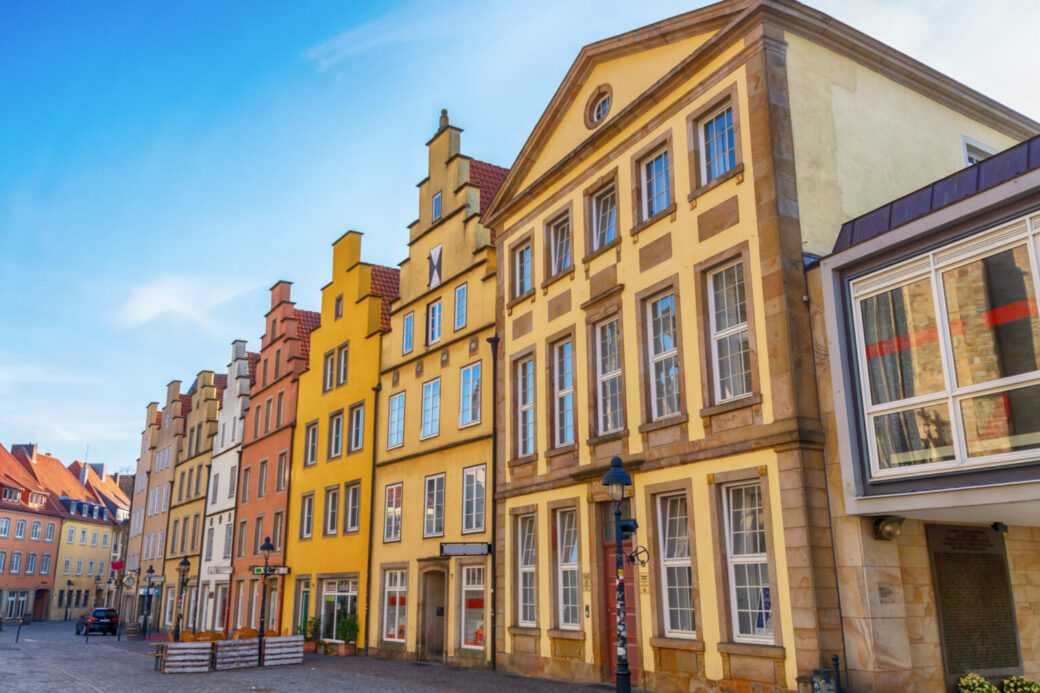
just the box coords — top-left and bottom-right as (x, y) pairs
(785, 32), (1021, 255)
(369, 120), (496, 663)
(281, 231), (387, 643)
(52, 518), (115, 620)
(518, 31), (716, 192)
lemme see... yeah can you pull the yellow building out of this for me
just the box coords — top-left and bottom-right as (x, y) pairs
(281, 232), (398, 645)
(368, 112), (507, 666)
(162, 371), (224, 635)
(481, 1), (1031, 689)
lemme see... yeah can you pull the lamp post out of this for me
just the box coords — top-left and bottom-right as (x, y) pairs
(144, 565), (155, 641)
(174, 557), (190, 642)
(93, 574), (101, 607)
(64, 579), (73, 621)
(257, 536), (275, 662)
(602, 457), (636, 693)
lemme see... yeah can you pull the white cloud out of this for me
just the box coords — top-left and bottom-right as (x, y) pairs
(0, 351), (96, 396)
(114, 273), (259, 331)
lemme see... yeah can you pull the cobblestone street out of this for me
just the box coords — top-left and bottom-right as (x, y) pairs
(0, 621), (624, 693)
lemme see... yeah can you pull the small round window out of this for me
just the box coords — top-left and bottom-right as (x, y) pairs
(584, 84), (613, 130)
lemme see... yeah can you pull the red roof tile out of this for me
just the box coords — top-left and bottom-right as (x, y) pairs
(295, 309), (321, 362)
(12, 447), (102, 505)
(370, 265), (401, 332)
(0, 445), (65, 518)
(247, 351), (261, 387)
(68, 461), (131, 512)
(180, 394), (193, 418)
(470, 159), (509, 216)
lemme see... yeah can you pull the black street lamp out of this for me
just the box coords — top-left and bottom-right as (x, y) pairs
(64, 579), (73, 621)
(602, 457), (637, 693)
(174, 557), (190, 642)
(144, 565), (155, 641)
(257, 536), (275, 662)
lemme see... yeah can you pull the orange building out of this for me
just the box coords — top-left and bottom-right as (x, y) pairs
(229, 281), (319, 634)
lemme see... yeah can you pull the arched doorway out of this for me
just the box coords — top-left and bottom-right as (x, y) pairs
(33, 589), (50, 621)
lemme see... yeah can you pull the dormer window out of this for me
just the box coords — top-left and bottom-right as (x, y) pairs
(432, 191), (443, 222)
(2, 487), (18, 502)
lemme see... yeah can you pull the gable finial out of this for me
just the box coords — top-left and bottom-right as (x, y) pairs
(439, 108), (449, 130)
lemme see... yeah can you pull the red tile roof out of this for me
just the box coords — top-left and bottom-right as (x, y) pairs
(470, 159), (509, 216)
(0, 444), (64, 518)
(12, 447), (102, 505)
(247, 351), (261, 387)
(295, 309), (321, 362)
(180, 394), (193, 418)
(67, 461), (131, 512)
(370, 265), (401, 332)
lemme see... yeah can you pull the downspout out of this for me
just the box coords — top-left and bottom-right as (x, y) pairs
(804, 272), (850, 689)
(486, 333), (499, 671)
(362, 381), (382, 656)
(276, 420), (296, 634)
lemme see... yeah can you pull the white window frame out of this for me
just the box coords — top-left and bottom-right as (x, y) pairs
(708, 260), (752, 404)
(460, 565), (486, 650)
(658, 493), (695, 637)
(549, 215), (571, 276)
(348, 404), (365, 452)
(514, 243), (532, 297)
(596, 317), (624, 434)
(849, 215), (1040, 480)
(15, 519), (25, 539)
(699, 104), (736, 184)
(647, 293), (681, 420)
(724, 482), (772, 643)
(462, 464), (485, 534)
(423, 473), (445, 538)
(432, 191), (442, 221)
(454, 283), (468, 331)
(30, 521), (40, 541)
(387, 392), (406, 449)
(556, 508), (580, 630)
(384, 483), (402, 542)
(0, 518), (8, 538)
(426, 299), (442, 345)
(640, 148), (670, 220)
(323, 353), (335, 392)
(44, 523), (54, 542)
(337, 343), (349, 386)
(553, 340), (575, 447)
(402, 312), (414, 354)
(592, 185), (617, 251)
(304, 422), (318, 466)
(300, 494), (314, 539)
(324, 487), (339, 536)
(962, 135), (996, 166)
(328, 412), (343, 458)
(517, 357), (535, 456)
(420, 378), (441, 440)
(459, 362), (481, 428)
(517, 515), (536, 627)
(383, 569), (407, 642)
(344, 482), (361, 533)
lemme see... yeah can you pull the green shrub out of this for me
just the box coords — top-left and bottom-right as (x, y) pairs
(1004, 676), (1040, 693)
(958, 673), (999, 693)
(336, 613), (358, 644)
(294, 617), (320, 641)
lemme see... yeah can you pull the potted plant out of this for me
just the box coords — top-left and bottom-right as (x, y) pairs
(297, 618), (319, 653)
(335, 614), (359, 656)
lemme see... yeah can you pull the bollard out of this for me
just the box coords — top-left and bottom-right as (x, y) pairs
(15, 618), (22, 643)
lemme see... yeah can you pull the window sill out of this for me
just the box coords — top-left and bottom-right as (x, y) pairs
(630, 202), (677, 237)
(650, 636), (704, 651)
(508, 454), (538, 469)
(699, 393), (761, 418)
(541, 267), (575, 292)
(585, 429), (629, 447)
(548, 628), (585, 641)
(687, 163), (744, 204)
(638, 413), (689, 435)
(458, 420), (481, 430)
(506, 290), (536, 311)
(508, 625), (540, 636)
(545, 443), (578, 459)
(581, 237), (622, 266)
(717, 641), (784, 659)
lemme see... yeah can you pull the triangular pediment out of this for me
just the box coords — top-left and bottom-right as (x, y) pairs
(485, 0), (750, 224)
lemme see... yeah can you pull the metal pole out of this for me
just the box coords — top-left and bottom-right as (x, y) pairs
(15, 618), (22, 643)
(258, 560), (269, 664)
(613, 501), (631, 693)
(174, 578), (183, 642)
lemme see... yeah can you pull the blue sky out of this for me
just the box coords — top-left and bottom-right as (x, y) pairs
(2, 0), (1038, 474)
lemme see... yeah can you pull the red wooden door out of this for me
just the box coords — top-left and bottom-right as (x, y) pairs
(602, 501), (639, 684)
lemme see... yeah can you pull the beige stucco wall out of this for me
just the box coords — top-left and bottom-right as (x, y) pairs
(786, 32), (1020, 256)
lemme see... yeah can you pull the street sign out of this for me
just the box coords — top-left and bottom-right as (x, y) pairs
(252, 565), (290, 575)
(440, 542), (492, 556)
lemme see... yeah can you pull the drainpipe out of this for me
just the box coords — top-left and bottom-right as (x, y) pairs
(276, 420), (296, 635)
(486, 333), (499, 671)
(362, 382), (382, 656)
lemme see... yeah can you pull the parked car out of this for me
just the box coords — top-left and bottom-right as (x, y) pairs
(75, 608), (119, 635)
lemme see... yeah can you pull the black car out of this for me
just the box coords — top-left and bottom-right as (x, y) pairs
(75, 608), (119, 635)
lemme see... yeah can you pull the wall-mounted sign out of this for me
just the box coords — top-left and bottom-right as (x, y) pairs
(440, 542), (492, 556)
